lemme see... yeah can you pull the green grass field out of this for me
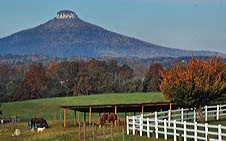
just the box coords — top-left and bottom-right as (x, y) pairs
(0, 121), (169, 141)
(2, 92), (167, 121)
(0, 92), (170, 141)
(1, 92), (226, 141)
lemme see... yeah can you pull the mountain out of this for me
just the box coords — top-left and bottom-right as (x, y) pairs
(0, 10), (224, 58)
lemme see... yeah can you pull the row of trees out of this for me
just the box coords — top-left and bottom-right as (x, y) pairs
(0, 64), (26, 102)
(1, 56), (225, 123)
(0, 59), (163, 102)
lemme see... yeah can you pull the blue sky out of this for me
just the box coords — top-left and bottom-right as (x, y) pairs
(0, 0), (226, 53)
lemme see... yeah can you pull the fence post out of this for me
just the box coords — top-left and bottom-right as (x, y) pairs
(155, 112), (158, 139)
(164, 119), (167, 140)
(84, 121), (86, 141)
(173, 120), (176, 141)
(93, 126), (95, 141)
(147, 118), (150, 138)
(132, 116), (135, 135)
(218, 124), (222, 141)
(155, 111), (158, 120)
(183, 121), (187, 141)
(139, 116), (143, 136)
(168, 110), (171, 126)
(220, 105), (222, 119)
(126, 116), (129, 135)
(205, 105), (208, 121)
(217, 105), (219, 120)
(60, 113), (62, 127)
(193, 110), (196, 122)
(194, 122), (197, 141)
(205, 123), (208, 141)
(123, 127), (125, 141)
(111, 126), (113, 141)
(78, 121), (81, 140)
(103, 126), (105, 141)
(141, 114), (143, 130)
(181, 108), (184, 122)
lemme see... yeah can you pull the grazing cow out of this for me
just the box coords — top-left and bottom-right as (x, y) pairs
(99, 114), (117, 127)
(37, 127), (45, 132)
(30, 118), (48, 128)
(2, 118), (12, 124)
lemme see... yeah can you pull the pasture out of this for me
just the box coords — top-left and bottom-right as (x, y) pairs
(1, 92), (226, 140)
(0, 92), (169, 140)
(1, 92), (167, 121)
(0, 121), (168, 141)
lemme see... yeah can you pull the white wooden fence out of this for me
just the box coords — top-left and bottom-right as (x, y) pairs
(134, 104), (226, 123)
(127, 104), (226, 141)
(127, 115), (226, 141)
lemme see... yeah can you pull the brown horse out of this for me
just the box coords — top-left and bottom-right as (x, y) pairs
(99, 114), (108, 127)
(31, 118), (48, 128)
(99, 114), (117, 127)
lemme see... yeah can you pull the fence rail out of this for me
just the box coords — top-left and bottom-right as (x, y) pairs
(140, 104), (226, 123)
(127, 104), (226, 141)
(127, 115), (226, 141)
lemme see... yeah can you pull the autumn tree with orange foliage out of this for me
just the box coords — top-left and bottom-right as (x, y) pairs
(160, 57), (226, 123)
(13, 64), (49, 100)
(48, 61), (58, 74)
(24, 64), (49, 99)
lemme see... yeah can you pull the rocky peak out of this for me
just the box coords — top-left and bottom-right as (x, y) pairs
(56, 10), (78, 19)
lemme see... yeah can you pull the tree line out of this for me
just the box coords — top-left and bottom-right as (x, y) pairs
(1, 55), (224, 114)
(0, 59), (162, 102)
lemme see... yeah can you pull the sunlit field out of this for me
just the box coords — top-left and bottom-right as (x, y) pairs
(2, 92), (167, 121)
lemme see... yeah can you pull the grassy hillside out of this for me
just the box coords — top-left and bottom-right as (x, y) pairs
(2, 92), (167, 121)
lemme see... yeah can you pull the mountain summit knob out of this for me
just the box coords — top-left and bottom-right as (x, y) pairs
(56, 10), (78, 19)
